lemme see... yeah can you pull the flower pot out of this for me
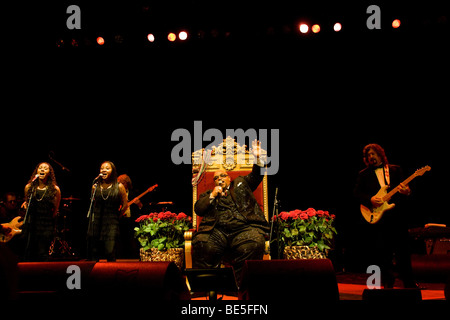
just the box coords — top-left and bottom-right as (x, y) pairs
(283, 245), (327, 260)
(139, 247), (184, 269)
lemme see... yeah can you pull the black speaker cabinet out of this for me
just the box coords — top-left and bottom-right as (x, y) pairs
(17, 261), (96, 295)
(362, 288), (422, 302)
(89, 261), (190, 301)
(16, 261), (190, 301)
(239, 259), (339, 302)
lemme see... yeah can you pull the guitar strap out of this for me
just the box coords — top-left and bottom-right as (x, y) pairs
(384, 164), (390, 186)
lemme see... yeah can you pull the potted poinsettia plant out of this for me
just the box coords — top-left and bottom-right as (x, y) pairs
(134, 211), (191, 268)
(272, 208), (336, 259)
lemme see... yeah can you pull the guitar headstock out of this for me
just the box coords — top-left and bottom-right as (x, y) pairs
(415, 166), (431, 177)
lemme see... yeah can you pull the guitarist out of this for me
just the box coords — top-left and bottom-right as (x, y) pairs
(354, 143), (417, 288)
(117, 174), (145, 259)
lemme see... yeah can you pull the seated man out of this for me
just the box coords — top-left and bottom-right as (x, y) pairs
(192, 140), (270, 285)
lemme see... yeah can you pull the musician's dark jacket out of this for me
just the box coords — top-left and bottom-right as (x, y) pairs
(194, 164), (270, 238)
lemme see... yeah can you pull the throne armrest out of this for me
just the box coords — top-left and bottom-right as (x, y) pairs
(264, 240), (270, 259)
(184, 229), (195, 269)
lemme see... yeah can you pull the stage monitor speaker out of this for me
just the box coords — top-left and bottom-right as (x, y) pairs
(362, 288), (422, 302)
(16, 261), (95, 303)
(18, 261), (96, 293)
(411, 254), (450, 282)
(239, 259), (339, 302)
(17, 261), (190, 301)
(89, 261), (190, 301)
(0, 244), (19, 301)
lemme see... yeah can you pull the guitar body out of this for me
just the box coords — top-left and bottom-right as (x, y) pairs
(360, 202), (396, 224)
(0, 216), (23, 243)
(360, 186), (396, 224)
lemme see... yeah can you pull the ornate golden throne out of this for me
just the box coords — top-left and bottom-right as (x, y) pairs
(184, 136), (270, 269)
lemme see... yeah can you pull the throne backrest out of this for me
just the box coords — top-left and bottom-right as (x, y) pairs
(192, 136), (268, 228)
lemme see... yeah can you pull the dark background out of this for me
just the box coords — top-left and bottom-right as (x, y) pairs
(2, 1), (448, 270)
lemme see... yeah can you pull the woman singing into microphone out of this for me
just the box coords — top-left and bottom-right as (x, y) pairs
(23, 162), (61, 261)
(87, 161), (128, 261)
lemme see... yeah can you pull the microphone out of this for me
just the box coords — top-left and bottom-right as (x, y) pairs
(93, 173), (105, 182)
(218, 186), (227, 197)
(32, 174), (39, 182)
(215, 186), (223, 197)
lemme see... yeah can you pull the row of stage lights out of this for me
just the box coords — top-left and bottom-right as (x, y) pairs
(92, 20), (403, 46)
(143, 22), (344, 44)
(57, 17), (412, 48)
(93, 22), (347, 46)
(144, 22), (345, 43)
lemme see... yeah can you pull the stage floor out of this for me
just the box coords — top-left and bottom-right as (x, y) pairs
(335, 273), (446, 301)
(191, 272), (447, 301)
(13, 259), (447, 301)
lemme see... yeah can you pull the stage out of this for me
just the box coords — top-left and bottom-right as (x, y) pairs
(2, 3), (449, 318)
(190, 272), (446, 301)
(6, 259), (447, 301)
(2, 255), (447, 317)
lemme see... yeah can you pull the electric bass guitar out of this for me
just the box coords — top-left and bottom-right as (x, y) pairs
(360, 166), (431, 224)
(128, 184), (158, 206)
(121, 184), (158, 217)
(0, 216), (23, 243)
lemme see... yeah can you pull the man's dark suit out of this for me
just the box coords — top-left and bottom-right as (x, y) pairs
(192, 164), (269, 284)
(354, 164), (415, 288)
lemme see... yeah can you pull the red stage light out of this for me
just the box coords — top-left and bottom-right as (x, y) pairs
(333, 22), (342, 32)
(96, 37), (105, 45)
(167, 33), (176, 42)
(147, 33), (155, 42)
(392, 19), (401, 28)
(312, 24), (320, 33)
(299, 23), (309, 34)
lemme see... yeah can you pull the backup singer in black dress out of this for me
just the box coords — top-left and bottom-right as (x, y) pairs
(192, 140), (269, 285)
(23, 162), (61, 261)
(87, 161), (128, 261)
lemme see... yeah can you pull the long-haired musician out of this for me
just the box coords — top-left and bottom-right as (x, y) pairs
(354, 144), (417, 288)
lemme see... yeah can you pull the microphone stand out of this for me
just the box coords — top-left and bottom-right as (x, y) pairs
(23, 183), (36, 225)
(269, 187), (279, 259)
(23, 183), (37, 260)
(86, 179), (99, 220)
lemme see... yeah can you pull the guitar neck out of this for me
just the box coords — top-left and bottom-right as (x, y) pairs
(129, 184), (158, 205)
(383, 173), (416, 201)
